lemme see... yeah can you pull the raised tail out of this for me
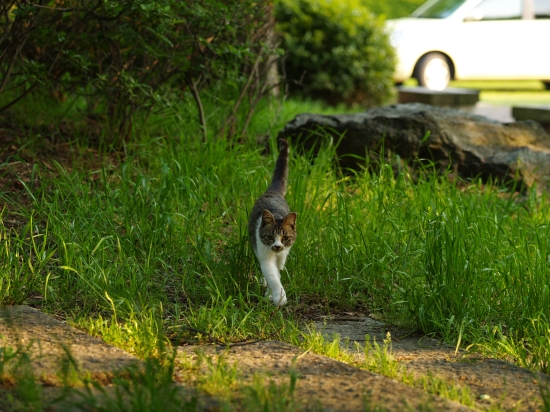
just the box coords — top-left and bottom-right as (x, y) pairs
(266, 139), (289, 196)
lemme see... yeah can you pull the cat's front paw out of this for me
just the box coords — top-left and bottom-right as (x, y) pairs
(271, 293), (287, 306)
(266, 293), (287, 306)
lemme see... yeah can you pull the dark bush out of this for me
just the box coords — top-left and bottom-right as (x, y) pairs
(276, 0), (396, 108)
(0, 0), (278, 142)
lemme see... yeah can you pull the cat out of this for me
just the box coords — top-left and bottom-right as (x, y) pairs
(248, 138), (297, 306)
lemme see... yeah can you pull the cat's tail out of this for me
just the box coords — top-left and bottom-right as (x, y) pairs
(267, 139), (289, 196)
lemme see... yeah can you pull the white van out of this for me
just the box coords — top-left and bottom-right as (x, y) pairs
(386, 0), (550, 90)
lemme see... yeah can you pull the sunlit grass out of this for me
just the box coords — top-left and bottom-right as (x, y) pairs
(479, 91), (550, 106)
(402, 78), (550, 105)
(450, 80), (547, 91)
(404, 78), (547, 90)
(1, 93), (550, 385)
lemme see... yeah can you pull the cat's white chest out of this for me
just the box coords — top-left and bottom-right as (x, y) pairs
(253, 217), (290, 306)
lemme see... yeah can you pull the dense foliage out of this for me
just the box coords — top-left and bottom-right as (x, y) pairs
(276, 0), (396, 108)
(0, 0), (277, 141)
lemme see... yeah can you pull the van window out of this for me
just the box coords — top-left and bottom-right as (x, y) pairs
(471, 0), (522, 20)
(535, 0), (550, 18)
(414, 0), (466, 18)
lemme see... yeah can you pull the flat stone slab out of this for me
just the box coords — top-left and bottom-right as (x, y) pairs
(315, 318), (549, 411)
(177, 341), (472, 411)
(0, 305), (140, 380)
(397, 86), (479, 107)
(513, 105), (550, 123)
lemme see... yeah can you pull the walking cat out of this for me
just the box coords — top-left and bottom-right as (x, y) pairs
(248, 139), (297, 306)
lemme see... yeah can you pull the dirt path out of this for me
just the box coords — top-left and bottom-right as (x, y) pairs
(314, 318), (550, 411)
(176, 341), (472, 411)
(0, 305), (139, 381)
(2, 306), (548, 411)
(0, 305), (469, 411)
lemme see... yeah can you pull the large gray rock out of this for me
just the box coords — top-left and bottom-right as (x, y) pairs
(278, 103), (550, 193)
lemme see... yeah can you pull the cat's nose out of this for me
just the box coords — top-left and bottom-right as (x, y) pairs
(271, 245), (283, 252)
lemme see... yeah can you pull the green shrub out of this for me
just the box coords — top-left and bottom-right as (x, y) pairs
(276, 0), (396, 108)
(362, 0), (426, 19)
(0, 0), (277, 142)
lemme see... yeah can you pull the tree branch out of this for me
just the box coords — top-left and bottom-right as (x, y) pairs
(0, 82), (37, 113)
(189, 76), (207, 143)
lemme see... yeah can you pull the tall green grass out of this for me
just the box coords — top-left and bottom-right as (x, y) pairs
(1, 96), (550, 374)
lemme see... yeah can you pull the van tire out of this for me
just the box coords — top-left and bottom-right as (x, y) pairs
(415, 53), (451, 91)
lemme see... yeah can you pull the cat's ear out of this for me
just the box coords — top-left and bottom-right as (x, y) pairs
(261, 210), (276, 225)
(283, 212), (297, 228)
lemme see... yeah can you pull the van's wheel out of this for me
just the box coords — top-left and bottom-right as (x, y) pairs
(543, 81), (550, 90)
(415, 52), (451, 91)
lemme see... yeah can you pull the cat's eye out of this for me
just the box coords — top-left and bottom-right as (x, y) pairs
(282, 236), (288, 241)
(267, 236), (274, 241)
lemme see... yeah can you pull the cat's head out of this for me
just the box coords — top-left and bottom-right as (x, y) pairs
(259, 210), (297, 252)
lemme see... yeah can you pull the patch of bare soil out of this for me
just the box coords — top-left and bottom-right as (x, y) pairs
(314, 318), (550, 411)
(0, 305), (139, 382)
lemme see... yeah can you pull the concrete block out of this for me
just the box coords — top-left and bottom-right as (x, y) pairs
(397, 86), (479, 109)
(512, 105), (550, 123)
(513, 105), (550, 134)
